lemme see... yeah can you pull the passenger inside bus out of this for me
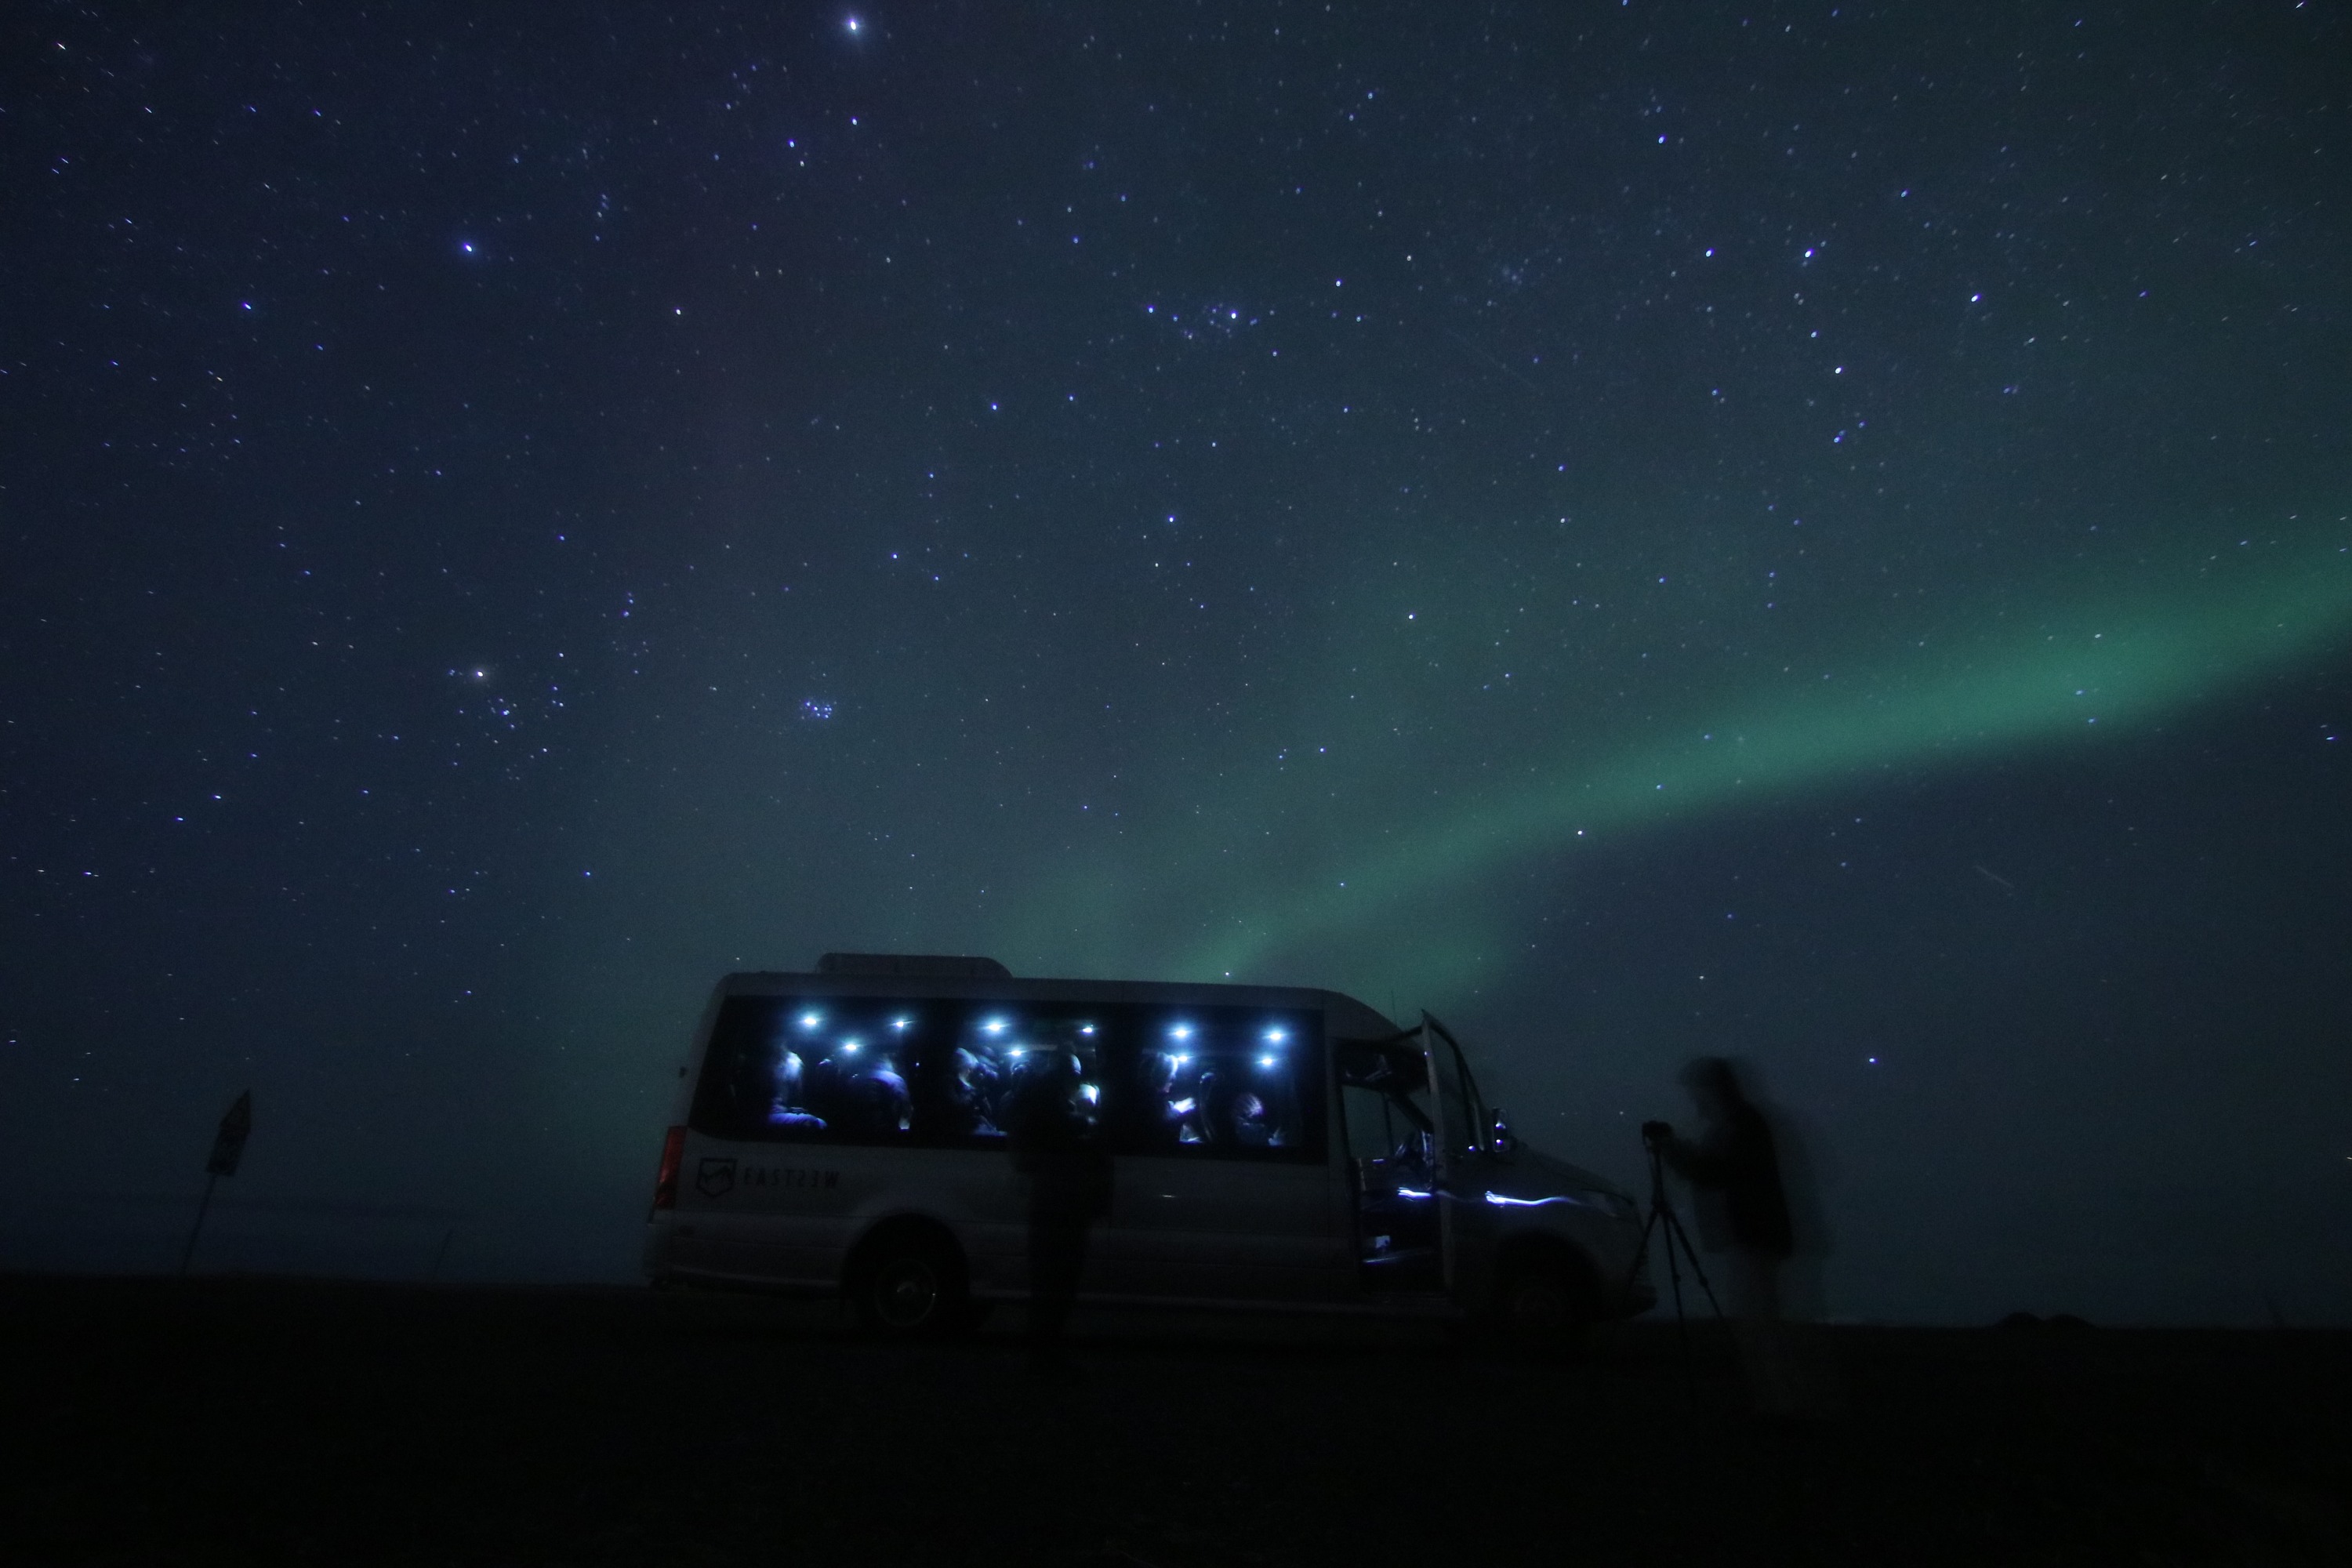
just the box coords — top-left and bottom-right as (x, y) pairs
(1228, 1090), (1275, 1149)
(764, 1046), (826, 1131)
(1125, 1047), (1200, 1150)
(807, 1042), (912, 1138)
(999, 1023), (1103, 1133)
(909, 1045), (1001, 1140)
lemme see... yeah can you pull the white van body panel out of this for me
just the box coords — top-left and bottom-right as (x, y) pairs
(1106, 1154), (1347, 1303)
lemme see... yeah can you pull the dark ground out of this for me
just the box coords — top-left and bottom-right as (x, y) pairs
(2, 1276), (2347, 1566)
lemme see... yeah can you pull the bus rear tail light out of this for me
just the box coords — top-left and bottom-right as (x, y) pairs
(652, 1125), (686, 1211)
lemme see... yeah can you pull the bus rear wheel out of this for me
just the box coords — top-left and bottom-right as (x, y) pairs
(849, 1229), (970, 1338)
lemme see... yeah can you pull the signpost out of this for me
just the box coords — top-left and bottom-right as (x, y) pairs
(178, 1090), (252, 1276)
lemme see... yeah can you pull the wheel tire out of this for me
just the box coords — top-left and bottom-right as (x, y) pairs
(1493, 1257), (1591, 1357)
(851, 1232), (967, 1338)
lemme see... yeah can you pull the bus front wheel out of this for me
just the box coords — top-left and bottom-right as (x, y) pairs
(1491, 1248), (1594, 1356)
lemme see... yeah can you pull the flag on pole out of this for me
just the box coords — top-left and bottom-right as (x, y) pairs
(205, 1091), (252, 1177)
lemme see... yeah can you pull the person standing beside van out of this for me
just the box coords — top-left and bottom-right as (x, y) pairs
(1006, 1051), (1112, 1380)
(1653, 1056), (1807, 1416)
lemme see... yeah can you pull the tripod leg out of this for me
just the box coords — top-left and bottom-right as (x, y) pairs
(1661, 1211), (1688, 1322)
(1624, 1206), (1662, 1293)
(1664, 1210), (1724, 1320)
(1655, 1201), (1697, 1407)
(1635, 1145), (1701, 1408)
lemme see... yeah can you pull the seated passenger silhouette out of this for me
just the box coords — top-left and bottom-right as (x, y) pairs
(1128, 1051), (1193, 1151)
(765, 1047), (826, 1131)
(911, 1045), (998, 1141)
(955, 1048), (1004, 1136)
(804, 1049), (851, 1125)
(1181, 1070), (1222, 1145)
(1229, 1091), (1275, 1149)
(833, 1051), (910, 1138)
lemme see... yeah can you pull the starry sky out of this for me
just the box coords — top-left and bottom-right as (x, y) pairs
(5, 2), (2348, 1323)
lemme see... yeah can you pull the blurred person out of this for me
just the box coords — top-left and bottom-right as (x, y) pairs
(1006, 1051), (1112, 1381)
(1653, 1055), (1827, 1418)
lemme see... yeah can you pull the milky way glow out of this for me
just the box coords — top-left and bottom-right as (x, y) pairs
(1011, 540), (2352, 998)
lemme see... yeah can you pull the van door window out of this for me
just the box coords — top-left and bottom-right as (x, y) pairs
(1424, 1017), (1489, 1161)
(1337, 1042), (1443, 1291)
(1341, 1080), (1432, 1174)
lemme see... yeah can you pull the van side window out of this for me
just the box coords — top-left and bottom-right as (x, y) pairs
(692, 996), (1323, 1160)
(690, 996), (1111, 1149)
(1114, 1007), (1323, 1163)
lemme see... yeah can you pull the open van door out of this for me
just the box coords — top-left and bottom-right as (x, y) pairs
(1421, 1014), (1496, 1298)
(1337, 1021), (1457, 1298)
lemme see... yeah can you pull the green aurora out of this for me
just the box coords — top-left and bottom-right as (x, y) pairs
(1006, 535), (2352, 1001)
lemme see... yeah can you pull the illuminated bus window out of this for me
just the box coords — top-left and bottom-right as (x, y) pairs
(1119, 1008), (1321, 1163)
(691, 998), (1319, 1160)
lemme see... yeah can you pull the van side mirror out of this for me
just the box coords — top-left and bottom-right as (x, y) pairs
(1490, 1111), (1518, 1159)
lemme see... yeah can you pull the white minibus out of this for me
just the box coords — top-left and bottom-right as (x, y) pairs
(642, 954), (1655, 1343)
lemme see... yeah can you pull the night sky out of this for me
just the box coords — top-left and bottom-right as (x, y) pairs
(5, 2), (2347, 1324)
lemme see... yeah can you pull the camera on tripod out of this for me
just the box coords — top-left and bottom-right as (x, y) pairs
(1624, 1113), (1722, 1401)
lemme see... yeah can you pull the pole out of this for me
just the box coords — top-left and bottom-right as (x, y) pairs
(179, 1172), (218, 1276)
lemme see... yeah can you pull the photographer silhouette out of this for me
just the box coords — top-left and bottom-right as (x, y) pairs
(1651, 1057), (1811, 1417)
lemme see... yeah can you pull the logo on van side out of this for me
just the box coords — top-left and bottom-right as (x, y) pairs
(695, 1156), (736, 1198)
(742, 1165), (840, 1191)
